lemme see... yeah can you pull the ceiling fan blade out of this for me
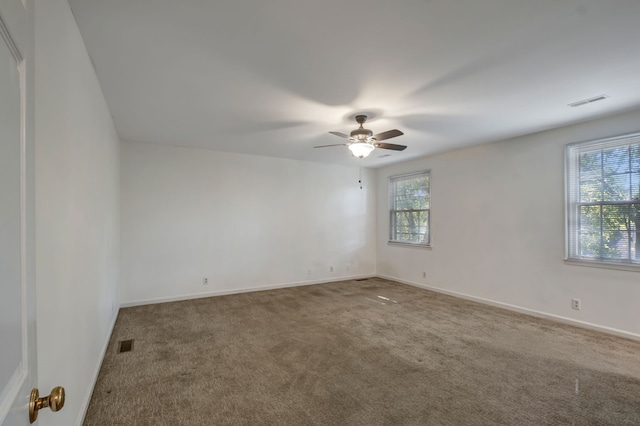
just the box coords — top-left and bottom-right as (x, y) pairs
(375, 142), (407, 151)
(329, 131), (350, 138)
(313, 143), (348, 148)
(373, 129), (404, 141)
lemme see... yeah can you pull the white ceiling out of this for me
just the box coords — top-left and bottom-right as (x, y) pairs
(67, 0), (640, 167)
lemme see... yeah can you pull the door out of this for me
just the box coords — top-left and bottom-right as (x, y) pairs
(0, 0), (37, 425)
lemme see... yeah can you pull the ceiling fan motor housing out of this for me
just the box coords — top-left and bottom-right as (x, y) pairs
(315, 113), (406, 155)
(350, 127), (373, 140)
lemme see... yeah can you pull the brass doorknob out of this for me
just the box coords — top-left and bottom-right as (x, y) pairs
(29, 386), (65, 423)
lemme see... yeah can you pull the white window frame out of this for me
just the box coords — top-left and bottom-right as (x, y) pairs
(388, 170), (431, 247)
(565, 132), (640, 270)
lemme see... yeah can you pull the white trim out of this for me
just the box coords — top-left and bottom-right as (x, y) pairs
(0, 13), (22, 63)
(121, 273), (640, 340)
(388, 169), (431, 245)
(377, 274), (640, 342)
(0, 46), (30, 424)
(0, 366), (25, 421)
(389, 170), (430, 180)
(563, 143), (571, 259)
(387, 241), (432, 250)
(564, 258), (640, 272)
(76, 309), (119, 426)
(120, 274), (376, 308)
(564, 131), (640, 264)
(567, 131), (640, 151)
(18, 59), (29, 381)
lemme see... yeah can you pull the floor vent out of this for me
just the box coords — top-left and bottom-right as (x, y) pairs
(117, 339), (134, 353)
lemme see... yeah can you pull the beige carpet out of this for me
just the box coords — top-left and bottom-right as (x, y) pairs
(84, 278), (640, 425)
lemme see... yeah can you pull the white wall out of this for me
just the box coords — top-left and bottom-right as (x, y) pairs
(376, 109), (640, 339)
(121, 142), (376, 305)
(35, 0), (120, 424)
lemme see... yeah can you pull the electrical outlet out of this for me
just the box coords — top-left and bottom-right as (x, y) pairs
(307, 268), (312, 275)
(203, 277), (208, 285)
(571, 298), (581, 310)
(330, 266), (334, 272)
(422, 272), (427, 278)
(346, 264), (350, 272)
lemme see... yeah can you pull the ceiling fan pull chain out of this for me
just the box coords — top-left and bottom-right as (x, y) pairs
(359, 163), (363, 190)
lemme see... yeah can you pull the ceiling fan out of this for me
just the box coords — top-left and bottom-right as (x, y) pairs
(314, 115), (406, 158)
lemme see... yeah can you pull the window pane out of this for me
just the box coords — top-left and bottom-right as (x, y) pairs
(579, 150), (601, 180)
(580, 179), (601, 202)
(603, 146), (629, 175)
(579, 232), (601, 258)
(632, 172), (640, 201)
(601, 233), (630, 260)
(632, 204), (640, 261)
(604, 174), (632, 201)
(631, 144), (640, 170)
(394, 177), (430, 210)
(602, 205), (631, 231)
(601, 205), (634, 260)
(393, 210), (429, 243)
(579, 205), (600, 232)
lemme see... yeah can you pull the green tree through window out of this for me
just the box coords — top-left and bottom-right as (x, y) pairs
(389, 171), (430, 245)
(567, 135), (640, 264)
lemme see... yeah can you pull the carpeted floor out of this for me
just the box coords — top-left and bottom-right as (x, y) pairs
(83, 278), (640, 425)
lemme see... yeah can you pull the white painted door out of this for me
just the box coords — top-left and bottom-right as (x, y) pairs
(0, 0), (37, 425)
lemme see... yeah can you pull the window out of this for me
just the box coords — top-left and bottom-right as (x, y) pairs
(566, 133), (640, 266)
(389, 171), (430, 245)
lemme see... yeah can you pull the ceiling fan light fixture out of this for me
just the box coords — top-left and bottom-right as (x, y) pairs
(349, 142), (375, 158)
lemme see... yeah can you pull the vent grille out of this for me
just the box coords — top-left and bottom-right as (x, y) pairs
(117, 339), (134, 353)
(568, 95), (608, 107)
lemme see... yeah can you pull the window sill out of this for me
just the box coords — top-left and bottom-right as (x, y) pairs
(387, 241), (432, 250)
(564, 258), (640, 273)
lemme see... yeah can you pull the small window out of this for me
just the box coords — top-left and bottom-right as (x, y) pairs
(389, 171), (430, 245)
(566, 133), (640, 266)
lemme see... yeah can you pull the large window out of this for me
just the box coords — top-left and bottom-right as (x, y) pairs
(566, 133), (640, 266)
(389, 171), (430, 245)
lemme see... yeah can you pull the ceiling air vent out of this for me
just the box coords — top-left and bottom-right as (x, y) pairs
(568, 95), (608, 108)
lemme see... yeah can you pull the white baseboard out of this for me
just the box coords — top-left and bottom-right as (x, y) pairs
(121, 273), (640, 341)
(76, 308), (119, 426)
(120, 274), (376, 308)
(378, 274), (640, 342)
